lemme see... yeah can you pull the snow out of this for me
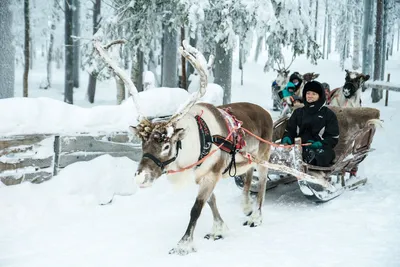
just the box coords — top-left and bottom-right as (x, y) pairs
(0, 87), (222, 136)
(1, 46), (400, 266)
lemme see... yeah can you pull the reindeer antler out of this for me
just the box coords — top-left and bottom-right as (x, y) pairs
(165, 40), (209, 127)
(285, 54), (296, 71)
(93, 38), (147, 123)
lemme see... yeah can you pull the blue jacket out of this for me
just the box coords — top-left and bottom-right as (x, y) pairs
(281, 82), (296, 98)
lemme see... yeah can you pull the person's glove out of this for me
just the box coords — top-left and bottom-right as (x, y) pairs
(281, 137), (292, 145)
(307, 140), (322, 149)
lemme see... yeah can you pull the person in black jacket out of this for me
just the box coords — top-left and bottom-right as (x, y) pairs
(281, 81), (340, 167)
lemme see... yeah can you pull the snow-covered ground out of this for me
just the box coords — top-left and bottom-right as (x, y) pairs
(1, 49), (400, 267)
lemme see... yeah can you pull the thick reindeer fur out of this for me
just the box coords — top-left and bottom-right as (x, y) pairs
(97, 39), (273, 256)
(134, 102), (273, 255)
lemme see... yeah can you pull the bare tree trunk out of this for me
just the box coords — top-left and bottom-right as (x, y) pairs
(23, 0), (30, 97)
(131, 48), (144, 92)
(64, 0), (74, 104)
(362, 0), (374, 82)
(254, 35), (263, 62)
(380, 0), (389, 80)
(327, 15), (332, 58)
(389, 32), (394, 56)
(214, 40), (233, 105)
(180, 26), (187, 90)
(322, 0), (327, 59)
(397, 23), (399, 51)
(72, 0), (80, 88)
(116, 76), (126, 105)
(314, 0), (318, 42)
(86, 0), (101, 103)
(0, 0), (15, 99)
(161, 24), (178, 87)
(372, 0), (384, 103)
(352, 0), (361, 70)
(45, 0), (57, 90)
(87, 73), (97, 104)
(239, 42), (244, 86)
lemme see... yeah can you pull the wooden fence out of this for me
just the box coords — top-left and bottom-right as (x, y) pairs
(0, 132), (142, 186)
(364, 74), (400, 106)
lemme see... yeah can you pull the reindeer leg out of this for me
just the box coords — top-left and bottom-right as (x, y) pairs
(241, 167), (254, 218)
(244, 165), (268, 227)
(204, 193), (228, 240)
(169, 176), (217, 256)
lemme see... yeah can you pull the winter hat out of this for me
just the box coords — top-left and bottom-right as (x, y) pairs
(289, 72), (303, 90)
(302, 81), (326, 112)
(289, 72), (302, 83)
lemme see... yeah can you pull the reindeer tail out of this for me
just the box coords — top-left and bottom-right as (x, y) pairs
(367, 119), (384, 128)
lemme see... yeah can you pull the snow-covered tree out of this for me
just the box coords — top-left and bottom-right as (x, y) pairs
(264, 0), (322, 71)
(0, 0), (15, 99)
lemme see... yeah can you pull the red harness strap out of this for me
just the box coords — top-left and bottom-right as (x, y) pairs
(218, 107), (246, 151)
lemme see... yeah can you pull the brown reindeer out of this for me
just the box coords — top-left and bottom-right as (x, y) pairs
(95, 39), (274, 255)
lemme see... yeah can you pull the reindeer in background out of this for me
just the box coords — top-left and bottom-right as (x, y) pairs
(329, 69), (370, 108)
(95, 39), (274, 255)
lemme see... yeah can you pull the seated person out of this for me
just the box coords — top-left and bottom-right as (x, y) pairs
(281, 81), (340, 167)
(280, 72), (303, 99)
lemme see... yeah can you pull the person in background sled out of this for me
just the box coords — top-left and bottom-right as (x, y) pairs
(281, 81), (339, 167)
(322, 82), (331, 103)
(281, 72), (303, 100)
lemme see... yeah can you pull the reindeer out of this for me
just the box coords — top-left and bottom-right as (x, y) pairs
(270, 57), (294, 111)
(329, 69), (370, 108)
(95, 39), (274, 255)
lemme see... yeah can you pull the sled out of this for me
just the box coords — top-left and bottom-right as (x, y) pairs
(234, 114), (378, 202)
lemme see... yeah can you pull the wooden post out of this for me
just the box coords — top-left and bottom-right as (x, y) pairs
(385, 73), (390, 107)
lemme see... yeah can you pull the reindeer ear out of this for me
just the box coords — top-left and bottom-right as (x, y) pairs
(129, 126), (139, 135)
(173, 128), (186, 141)
(364, 75), (370, 81)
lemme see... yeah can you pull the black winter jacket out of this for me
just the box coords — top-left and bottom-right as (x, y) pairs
(282, 105), (339, 149)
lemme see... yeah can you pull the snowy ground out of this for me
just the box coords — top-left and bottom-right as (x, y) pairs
(1, 50), (400, 267)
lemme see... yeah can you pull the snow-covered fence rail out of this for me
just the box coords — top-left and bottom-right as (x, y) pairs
(0, 132), (141, 186)
(364, 75), (400, 106)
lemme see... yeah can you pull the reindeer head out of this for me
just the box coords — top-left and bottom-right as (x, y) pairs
(343, 70), (370, 98)
(272, 55), (296, 89)
(275, 69), (290, 89)
(94, 39), (209, 188)
(129, 121), (186, 187)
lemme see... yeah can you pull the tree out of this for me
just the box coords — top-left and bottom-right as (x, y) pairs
(372, 0), (384, 103)
(0, 0), (15, 99)
(362, 0), (374, 78)
(64, 0), (74, 104)
(72, 0), (80, 88)
(86, 0), (101, 104)
(352, 0), (362, 70)
(264, 0), (322, 71)
(23, 0), (30, 97)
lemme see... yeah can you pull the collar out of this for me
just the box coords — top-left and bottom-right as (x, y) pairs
(195, 114), (213, 167)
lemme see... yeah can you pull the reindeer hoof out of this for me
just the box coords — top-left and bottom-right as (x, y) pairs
(169, 241), (196, 256)
(204, 234), (223, 240)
